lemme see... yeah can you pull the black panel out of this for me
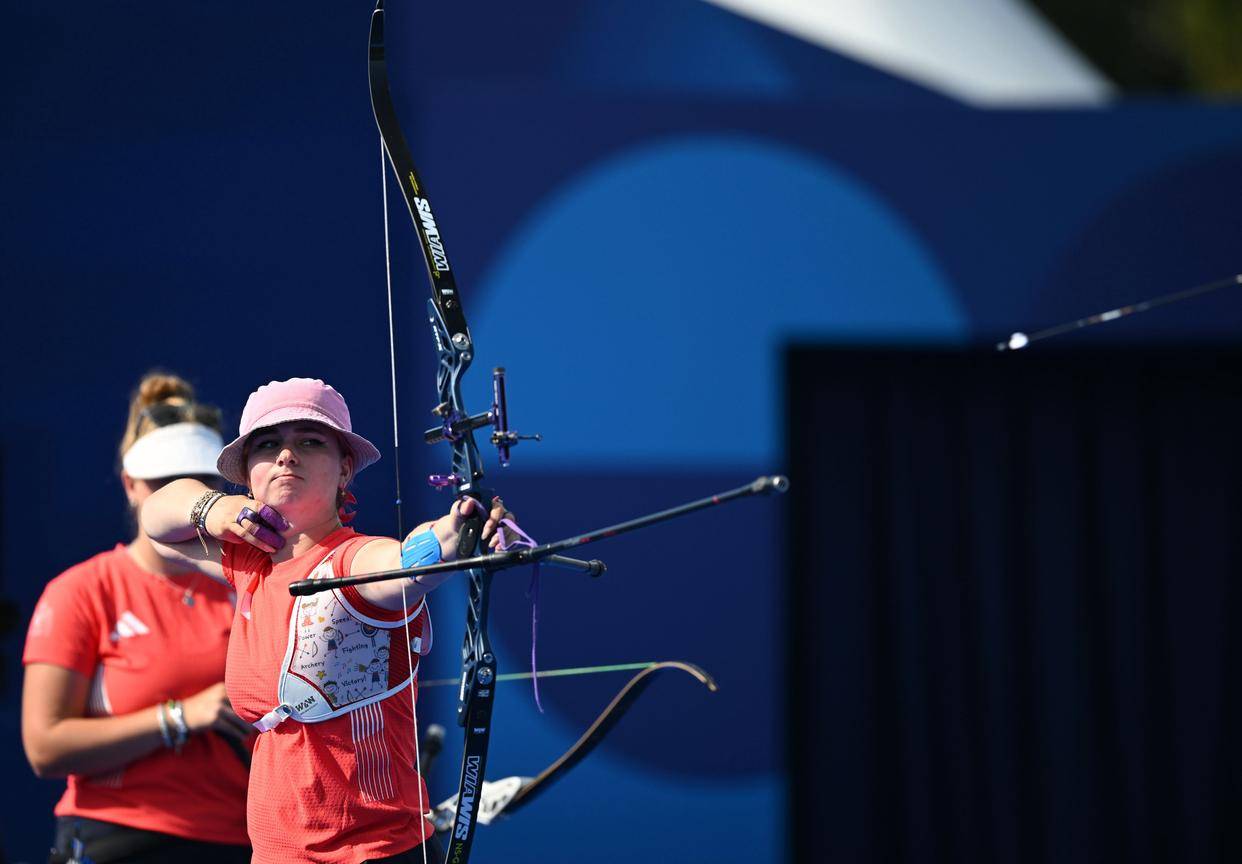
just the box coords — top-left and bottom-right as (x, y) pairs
(788, 345), (1242, 864)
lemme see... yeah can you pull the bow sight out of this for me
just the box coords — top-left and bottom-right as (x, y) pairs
(427, 367), (542, 488)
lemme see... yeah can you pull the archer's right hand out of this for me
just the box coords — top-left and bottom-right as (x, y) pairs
(205, 495), (289, 554)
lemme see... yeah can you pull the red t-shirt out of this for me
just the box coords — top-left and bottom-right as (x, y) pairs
(22, 545), (250, 845)
(223, 527), (434, 864)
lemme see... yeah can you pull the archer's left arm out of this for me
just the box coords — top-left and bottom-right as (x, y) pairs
(351, 496), (512, 611)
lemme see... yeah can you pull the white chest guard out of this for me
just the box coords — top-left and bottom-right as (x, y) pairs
(253, 545), (432, 732)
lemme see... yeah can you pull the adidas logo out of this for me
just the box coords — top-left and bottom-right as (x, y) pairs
(109, 611), (151, 642)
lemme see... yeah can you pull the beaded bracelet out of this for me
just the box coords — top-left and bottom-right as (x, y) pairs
(189, 490), (226, 556)
(190, 490), (226, 532)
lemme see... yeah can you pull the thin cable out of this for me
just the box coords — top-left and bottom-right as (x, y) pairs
(998, 273), (1242, 351)
(380, 140), (405, 538)
(383, 139), (428, 864)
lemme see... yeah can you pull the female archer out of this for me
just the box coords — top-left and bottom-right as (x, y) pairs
(22, 372), (252, 862)
(140, 377), (514, 863)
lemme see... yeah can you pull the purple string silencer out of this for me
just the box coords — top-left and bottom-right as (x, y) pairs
(495, 517), (543, 712)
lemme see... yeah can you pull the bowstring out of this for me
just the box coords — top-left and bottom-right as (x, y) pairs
(381, 140), (405, 539)
(381, 137), (431, 864)
(402, 584), (430, 864)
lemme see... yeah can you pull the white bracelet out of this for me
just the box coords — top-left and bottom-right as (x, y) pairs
(165, 700), (189, 753)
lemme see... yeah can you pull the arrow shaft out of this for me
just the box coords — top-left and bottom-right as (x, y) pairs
(419, 661), (662, 689)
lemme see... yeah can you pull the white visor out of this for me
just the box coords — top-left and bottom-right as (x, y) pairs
(122, 422), (225, 480)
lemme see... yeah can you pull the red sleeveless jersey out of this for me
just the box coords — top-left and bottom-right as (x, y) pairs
(23, 545), (249, 844)
(223, 527), (434, 863)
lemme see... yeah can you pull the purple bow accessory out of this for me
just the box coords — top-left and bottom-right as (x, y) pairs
(237, 506), (287, 550)
(256, 504), (290, 531)
(496, 518), (544, 712)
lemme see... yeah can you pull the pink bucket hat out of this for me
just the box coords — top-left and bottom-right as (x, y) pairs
(216, 378), (381, 486)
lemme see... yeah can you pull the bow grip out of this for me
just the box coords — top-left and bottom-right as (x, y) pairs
(456, 494), (487, 559)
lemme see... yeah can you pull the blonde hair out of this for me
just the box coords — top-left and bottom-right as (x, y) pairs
(118, 371), (223, 468)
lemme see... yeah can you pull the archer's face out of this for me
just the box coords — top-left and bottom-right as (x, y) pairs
(245, 421), (352, 525)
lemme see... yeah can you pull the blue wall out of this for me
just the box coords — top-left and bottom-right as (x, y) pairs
(2, 2), (1241, 861)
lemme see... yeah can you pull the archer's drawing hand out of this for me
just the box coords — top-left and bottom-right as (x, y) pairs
(206, 496), (289, 554)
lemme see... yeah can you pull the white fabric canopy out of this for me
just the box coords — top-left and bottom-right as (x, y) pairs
(702, 0), (1113, 106)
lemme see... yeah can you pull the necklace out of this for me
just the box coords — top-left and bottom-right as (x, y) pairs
(127, 543), (204, 606)
(176, 572), (204, 606)
(156, 570), (205, 606)
(179, 578), (202, 606)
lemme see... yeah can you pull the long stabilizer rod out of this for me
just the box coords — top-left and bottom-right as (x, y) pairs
(997, 273), (1242, 352)
(289, 475), (789, 596)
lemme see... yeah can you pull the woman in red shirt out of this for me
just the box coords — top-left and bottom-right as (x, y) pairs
(139, 377), (512, 864)
(22, 372), (253, 862)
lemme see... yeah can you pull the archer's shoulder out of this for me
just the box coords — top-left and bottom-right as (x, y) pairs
(44, 545), (133, 590)
(35, 546), (136, 617)
(334, 531), (397, 577)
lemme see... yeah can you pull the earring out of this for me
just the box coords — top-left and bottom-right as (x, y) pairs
(337, 488), (357, 524)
